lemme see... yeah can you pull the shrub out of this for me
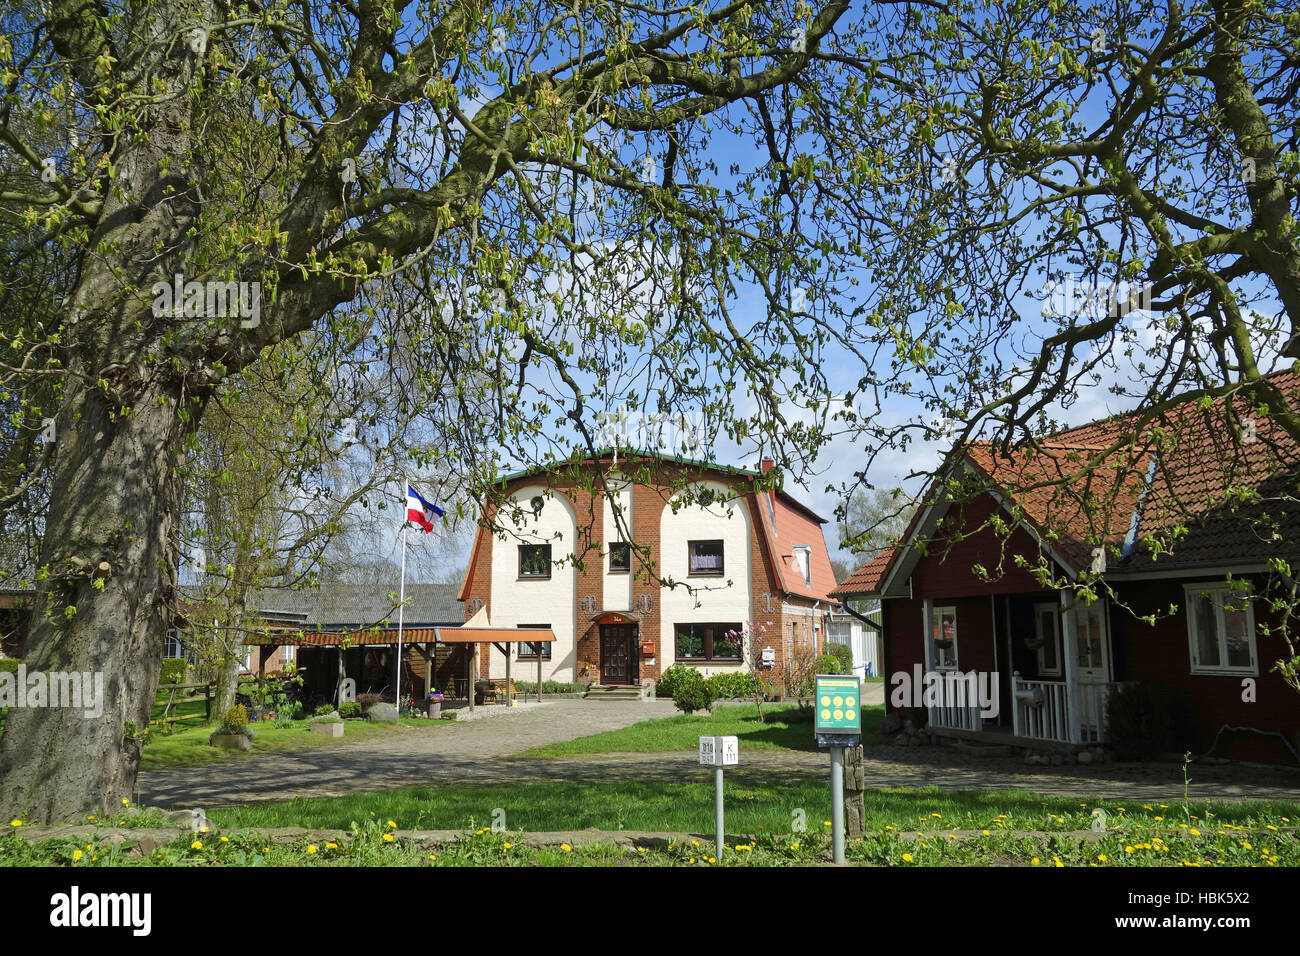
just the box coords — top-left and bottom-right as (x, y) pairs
(0, 658), (20, 676)
(309, 711), (342, 724)
(159, 658), (190, 685)
(219, 705), (249, 734)
(656, 664), (702, 700)
(1106, 682), (1192, 760)
(339, 702), (362, 719)
(813, 653), (843, 675)
(706, 671), (757, 699)
(314, 703), (336, 717)
(825, 642), (854, 674)
(672, 672), (715, 714)
(357, 692), (383, 712)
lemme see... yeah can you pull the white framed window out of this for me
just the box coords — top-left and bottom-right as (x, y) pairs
(793, 545), (812, 586)
(931, 605), (958, 670)
(1033, 603), (1062, 677)
(1185, 584), (1257, 675)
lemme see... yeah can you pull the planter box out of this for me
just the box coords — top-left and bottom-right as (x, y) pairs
(210, 732), (253, 751)
(310, 722), (344, 737)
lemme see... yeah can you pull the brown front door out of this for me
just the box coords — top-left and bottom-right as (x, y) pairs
(600, 624), (638, 684)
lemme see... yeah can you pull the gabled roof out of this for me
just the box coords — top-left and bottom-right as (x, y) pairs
(829, 546), (897, 598)
(834, 367), (1300, 594)
(469, 449), (838, 602)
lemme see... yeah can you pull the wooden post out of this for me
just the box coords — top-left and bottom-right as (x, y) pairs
(538, 651), (543, 703)
(468, 643), (476, 713)
(425, 643), (433, 698)
(505, 643), (513, 706)
(844, 744), (866, 839)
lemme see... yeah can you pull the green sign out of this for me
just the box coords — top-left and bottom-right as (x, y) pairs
(814, 675), (862, 732)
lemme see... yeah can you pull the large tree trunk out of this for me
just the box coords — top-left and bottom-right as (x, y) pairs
(0, 370), (188, 822)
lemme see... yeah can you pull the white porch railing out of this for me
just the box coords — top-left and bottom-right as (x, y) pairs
(1012, 672), (1120, 744)
(1012, 674), (1071, 742)
(925, 672), (983, 732)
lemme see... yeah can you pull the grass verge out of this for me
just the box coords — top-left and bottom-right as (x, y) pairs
(139, 716), (447, 771)
(515, 702), (884, 758)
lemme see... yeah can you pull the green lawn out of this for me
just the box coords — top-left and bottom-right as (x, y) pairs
(514, 702), (884, 758)
(203, 777), (1300, 838)
(139, 716), (447, 771)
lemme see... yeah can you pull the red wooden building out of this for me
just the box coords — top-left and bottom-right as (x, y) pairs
(834, 368), (1300, 764)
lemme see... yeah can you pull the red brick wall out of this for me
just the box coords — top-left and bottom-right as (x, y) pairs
(460, 460), (827, 684)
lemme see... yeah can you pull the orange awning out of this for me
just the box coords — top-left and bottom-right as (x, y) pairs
(432, 627), (555, 644)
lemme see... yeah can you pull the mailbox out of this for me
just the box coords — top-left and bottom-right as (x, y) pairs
(640, 641), (656, 656)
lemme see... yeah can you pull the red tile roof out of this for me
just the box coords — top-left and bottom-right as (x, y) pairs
(755, 491), (839, 601)
(832, 366), (1300, 589)
(829, 545), (897, 598)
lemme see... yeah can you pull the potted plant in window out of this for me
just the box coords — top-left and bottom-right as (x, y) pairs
(426, 691), (444, 719)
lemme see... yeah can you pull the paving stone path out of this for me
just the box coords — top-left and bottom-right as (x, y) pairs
(138, 697), (1300, 809)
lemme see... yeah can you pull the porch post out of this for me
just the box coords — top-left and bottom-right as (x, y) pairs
(920, 599), (934, 727)
(1060, 592), (1082, 744)
(505, 642), (512, 705)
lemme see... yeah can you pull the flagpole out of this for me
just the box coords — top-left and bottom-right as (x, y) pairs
(396, 517), (408, 712)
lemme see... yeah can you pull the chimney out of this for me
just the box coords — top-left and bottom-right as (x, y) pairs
(760, 459), (775, 474)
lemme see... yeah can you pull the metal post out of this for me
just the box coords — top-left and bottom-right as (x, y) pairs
(830, 745), (845, 864)
(714, 765), (725, 860)
(396, 522), (407, 711)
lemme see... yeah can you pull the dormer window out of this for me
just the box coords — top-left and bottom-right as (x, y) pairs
(793, 545), (812, 586)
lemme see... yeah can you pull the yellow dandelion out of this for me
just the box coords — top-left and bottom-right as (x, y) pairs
(429, 854), (437, 861)
(561, 844), (572, 852)
(9, 820), (21, 827)
(220, 836), (229, 843)
(1124, 846), (1134, 853)
(382, 833), (395, 842)
(902, 853), (913, 862)
(73, 849), (83, 861)
(1030, 857), (1040, 865)
(982, 829), (990, 836)
(190, 840), (202, 850)
(307, 845), (318, 854)
(387, 820), (397, 829)
(1098, 854), (1108, 861)
(121, 799), (130, 807)
(503, 842), (512, 850)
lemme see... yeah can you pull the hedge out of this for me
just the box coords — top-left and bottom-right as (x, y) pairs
(706, 671), (757, 699)
(824, 642), (854, 674)
(159, 658), (190, 685)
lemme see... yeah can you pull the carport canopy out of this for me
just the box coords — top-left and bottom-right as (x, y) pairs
(433, 627), (556, 709)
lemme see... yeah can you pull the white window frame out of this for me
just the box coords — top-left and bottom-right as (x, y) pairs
(793, 545), (812, 586)
(931, 605), (958, 671)
(1184, 583), (1258, 676)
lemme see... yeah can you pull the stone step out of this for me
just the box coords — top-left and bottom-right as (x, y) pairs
(583, 684), (644, 700)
